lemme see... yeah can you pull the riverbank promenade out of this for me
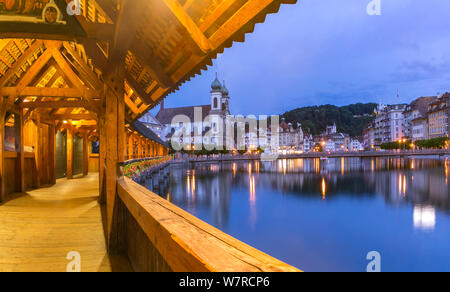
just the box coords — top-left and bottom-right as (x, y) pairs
(185, 149), (450, 163)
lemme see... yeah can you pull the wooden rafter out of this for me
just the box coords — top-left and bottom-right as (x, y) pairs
(0, 87), (102, 99)
(160, 0), (212, 55)
(61, 43), (103, 90)
(0, 40), (44, 87)
(53, 114), (97, 120)
(21, 100), (100, 109)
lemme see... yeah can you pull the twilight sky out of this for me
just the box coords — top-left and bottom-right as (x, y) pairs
(156, 0), (450, 116)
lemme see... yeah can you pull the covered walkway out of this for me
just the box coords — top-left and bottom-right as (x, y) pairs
(0, 174), (131, 272)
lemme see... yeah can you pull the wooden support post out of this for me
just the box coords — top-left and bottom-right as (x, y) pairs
(49, 123), (56, 185)
(34, 116), (41, 189)
(67, 127), (73, 180)
(132, 135), (137, 159)
(14, 109), (25, 193)
(100, 69), (126, 253)
(137, 137), (142, 158)
(99, 113), (106, 204)
(83, 132), (89, 177)
(0, 101), (6, 202)
(124, 131), (129, 161)
(127, 133), (133, 161)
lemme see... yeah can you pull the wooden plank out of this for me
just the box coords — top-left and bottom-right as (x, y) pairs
(198, 0), (242, 33)
(51, 48), (85, 89)
(83, 132), (89, 177)
(67, 128), (73, 180)
(98, 113), (106, 204)
(104, 86), (119, 246)
(15, 46), (55, 90)
(62, 43), (103, 90)
(49, 123), (56, 185)
(21, 100), (100, 109)
(128, 41), (174, 88)
(0, 87), (102, 99)
(208, 0), (276, 49)
(14, 109), (25, 193)
(52, 114), (96, 120)
(125, 73), (154, 106)
(0, 174), (132, 272)
(0, 40), (44, 87)
(0, 99), (6, 202)
(160, 0), (212, 55)
(35, 116), (41, 189)
(117, 177), (301, 272)
(94, 0), (119, 21)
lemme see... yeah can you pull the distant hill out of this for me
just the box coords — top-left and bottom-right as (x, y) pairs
(281, 103), (377, 137)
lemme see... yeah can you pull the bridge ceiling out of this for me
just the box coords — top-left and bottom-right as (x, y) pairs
(0, 0), (298, 121)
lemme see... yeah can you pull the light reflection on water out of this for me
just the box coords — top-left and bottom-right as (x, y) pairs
(152, 157), (450, 272)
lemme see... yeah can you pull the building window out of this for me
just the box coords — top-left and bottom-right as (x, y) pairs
(214, 98), (218, 109)
(91, 141), (99, 154)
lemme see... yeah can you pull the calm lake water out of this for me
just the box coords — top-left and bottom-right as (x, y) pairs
(147, 157), (450, 272)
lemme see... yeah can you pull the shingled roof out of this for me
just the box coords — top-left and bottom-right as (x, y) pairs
(409, 96), (438, 117)
(156, 105), (212, 125)
(131, 121), (168, 147)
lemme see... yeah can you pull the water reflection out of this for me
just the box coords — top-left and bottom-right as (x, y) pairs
(163, 158), (450, 226)
(413, 205), (436, 230)
(154, 157), (450, 271)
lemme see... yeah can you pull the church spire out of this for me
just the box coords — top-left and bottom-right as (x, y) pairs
(222, 80), (229, 96)
(211, 72), (222, 90)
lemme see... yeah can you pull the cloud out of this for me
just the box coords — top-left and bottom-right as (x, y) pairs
(161, 0), (450, 115)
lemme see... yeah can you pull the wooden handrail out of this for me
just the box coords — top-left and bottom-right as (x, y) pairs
(117, 177), (301, 272)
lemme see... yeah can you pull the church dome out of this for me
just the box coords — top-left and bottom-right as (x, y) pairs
(222, 80), (229, 96)
(211, 74), (222, 90)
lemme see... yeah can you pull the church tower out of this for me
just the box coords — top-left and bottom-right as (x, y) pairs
(221, 80), (231, 116)
(210, 73), (223, 116)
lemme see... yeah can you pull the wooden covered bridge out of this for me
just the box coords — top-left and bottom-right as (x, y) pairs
(0, 0), (299, 272)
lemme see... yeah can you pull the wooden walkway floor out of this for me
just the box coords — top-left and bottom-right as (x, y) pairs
(0, 174), (131, 272)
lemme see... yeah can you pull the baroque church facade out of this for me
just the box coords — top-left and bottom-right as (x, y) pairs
(154, 74), (232, 149)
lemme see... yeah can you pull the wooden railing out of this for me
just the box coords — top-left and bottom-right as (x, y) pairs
(116, 176), (301, 272)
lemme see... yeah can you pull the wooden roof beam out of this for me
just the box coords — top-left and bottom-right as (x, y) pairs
(208, 0), (280, 49)
(53, 114), (97, 121)
(0, 87), (102, 99)
(61, 43), (103, 90)
(0, 40), (44, 87)
(94, 0), (120, 21)
(160, 0), (212, 55)
(124, 72), (154, 105)
(128, 42), (173, 88)
(198, 0), (242, 34)
(21, 100), (100, 109)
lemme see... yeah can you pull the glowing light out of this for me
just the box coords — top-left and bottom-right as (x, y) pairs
(250, 176), (256, 204)
(403, 175), (406, 197)
(414, 206), (436, 230)
(192, 170), (196, 194)
(186, 173), (191, 195)
(232, 163), (237, 177)
(341, 157), (345, 175)
(445, 158), (448, 185)
(321, 177), (326, 200)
